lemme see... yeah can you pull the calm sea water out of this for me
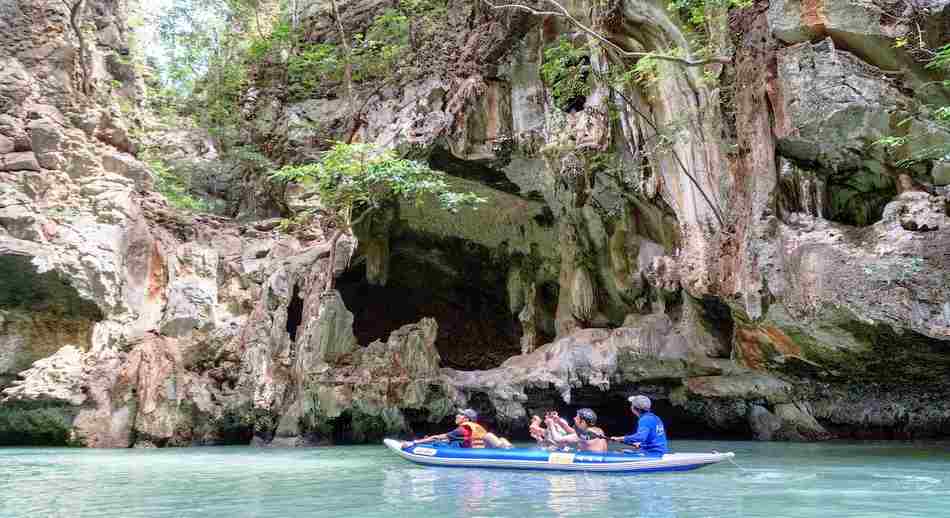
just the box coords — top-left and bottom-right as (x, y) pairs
(1, 440), (948, 518)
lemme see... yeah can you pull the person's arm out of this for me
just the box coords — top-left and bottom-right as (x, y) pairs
(612, 416), (651, 446)
(412, 427), (465, 444)
(553, 415), (576, 435)
(544, 417), (571, 442)
(555, 432), (580, 445)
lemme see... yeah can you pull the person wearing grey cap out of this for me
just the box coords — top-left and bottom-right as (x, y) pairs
(611, 395), (668, 455)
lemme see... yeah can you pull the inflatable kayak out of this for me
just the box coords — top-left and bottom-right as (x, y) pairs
(383, 439), (734, 473)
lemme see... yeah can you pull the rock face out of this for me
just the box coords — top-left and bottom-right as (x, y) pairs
(1, 0), (948, 445)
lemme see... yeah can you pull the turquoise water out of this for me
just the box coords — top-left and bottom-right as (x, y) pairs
(1, 441), (948, 518)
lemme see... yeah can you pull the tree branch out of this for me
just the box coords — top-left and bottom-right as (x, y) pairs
(482, 0), (731, 66)
(62, 0), (90, 95)
(349, 205), (375, 229)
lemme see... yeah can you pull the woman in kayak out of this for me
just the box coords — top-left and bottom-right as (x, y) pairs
(410, 408), (512, 448)
(529, 412), (571, 449)
(546, 408), (608, 453)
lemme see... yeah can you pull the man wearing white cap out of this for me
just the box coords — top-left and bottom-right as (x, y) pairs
(611, 395), (668, 455)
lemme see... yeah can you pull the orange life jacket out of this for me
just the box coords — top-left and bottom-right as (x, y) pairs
(459, 421), (487, 448)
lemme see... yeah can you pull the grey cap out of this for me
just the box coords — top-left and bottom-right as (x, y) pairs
(458, 408), (478, 420)
(628, 395), (652, 410)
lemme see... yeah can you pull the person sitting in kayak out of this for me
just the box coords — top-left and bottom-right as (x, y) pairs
(611, 395), (668, 455)
(410, 408), (512, 449)
(529, 415), (546, 444)
(528, 412), (567, 449)
(547, 408), (608, 453)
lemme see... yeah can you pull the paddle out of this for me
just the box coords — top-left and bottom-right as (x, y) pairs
(587, 430), (640, 448)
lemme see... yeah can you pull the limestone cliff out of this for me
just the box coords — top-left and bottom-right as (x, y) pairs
(1, 0), (948, 446)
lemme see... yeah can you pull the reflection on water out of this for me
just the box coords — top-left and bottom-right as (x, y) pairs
(3, 441), (950, 518)
(546, 473), (609, 516)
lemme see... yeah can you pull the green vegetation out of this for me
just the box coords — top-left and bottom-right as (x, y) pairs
(0, 403), (77, 446)
(667, 0), (752, 28)
(269, 142), (485, 291)
(146, 153), (217, 213)
(541, 36), (591, 111)
(875, 44), (950, 169)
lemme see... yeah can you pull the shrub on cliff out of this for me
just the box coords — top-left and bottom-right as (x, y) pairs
(269, 142), (485, 291)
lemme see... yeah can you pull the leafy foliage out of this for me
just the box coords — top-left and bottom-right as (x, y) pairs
(667, 0), (753, 28)
(352, 9), (410, 81)
(0, 404), (75, 446)
(146, 152), (217, 213)
(287, 41), (342, 99)
(541, 37), (591, 111)
(269, 142), (485, 229)
(875, 44), (950, 168)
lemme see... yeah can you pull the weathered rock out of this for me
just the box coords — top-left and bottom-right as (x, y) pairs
(749, 402), (831, 441)
(774, 39), (905, 169)
(884, 191), (944, 232)
(0, 135), (13, 154)
(101, 152), (153, 189)
(934, 161), (950, 187)
(0, 152), (40, 171)
(1, 345), (86, 406)
(686, 373), (793, 404)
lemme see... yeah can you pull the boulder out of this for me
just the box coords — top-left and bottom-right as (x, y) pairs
(773, 39), (913, 171)
(0, 134), (13, 154)
(0, 152), (40, 171)
(882, 191), (944, 232)
(101, 152), (153, 189)
(1, 345), (87, 406)
(686, 373), (793, 404)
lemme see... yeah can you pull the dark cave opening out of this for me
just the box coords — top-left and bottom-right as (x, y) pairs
(285, 283), (304, 342)
(338, 232), (523, 370)
(824, 170), (898, 226)
(0, 254), (104, 391)
(696, 296), (735, 359)
(0, 255), (104, 320)
(506, 385), (749, 442)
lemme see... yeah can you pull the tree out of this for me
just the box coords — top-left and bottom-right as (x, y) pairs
(482, 0), (730, 66)
(270, 143), (486, 292)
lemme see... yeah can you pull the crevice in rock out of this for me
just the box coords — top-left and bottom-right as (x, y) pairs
(285, 283), (304, 342)
(338, 231), (523, 370)
(824, 169), (897, 226)
(697, 296), (735, 359)
(428, 146), (522, 195)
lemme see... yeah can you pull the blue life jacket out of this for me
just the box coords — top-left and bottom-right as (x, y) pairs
(622, 412), (668, 455)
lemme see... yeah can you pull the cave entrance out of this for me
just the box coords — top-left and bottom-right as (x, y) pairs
(0, 254), (103, 391)
(286, 284), (304, 342)
(518, 385), (749, 441)
(338, 233), (522, 370)
(824, 169), (897, 226)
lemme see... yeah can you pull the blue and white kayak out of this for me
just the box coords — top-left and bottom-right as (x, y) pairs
(383, 439), (734, 473)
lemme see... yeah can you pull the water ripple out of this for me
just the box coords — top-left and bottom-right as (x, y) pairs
(2, 441), (949, 518)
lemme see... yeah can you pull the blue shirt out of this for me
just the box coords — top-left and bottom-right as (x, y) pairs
(622, 412), (668, 455)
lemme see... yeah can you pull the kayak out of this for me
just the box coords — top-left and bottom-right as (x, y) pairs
(383, 438), (734, 473)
